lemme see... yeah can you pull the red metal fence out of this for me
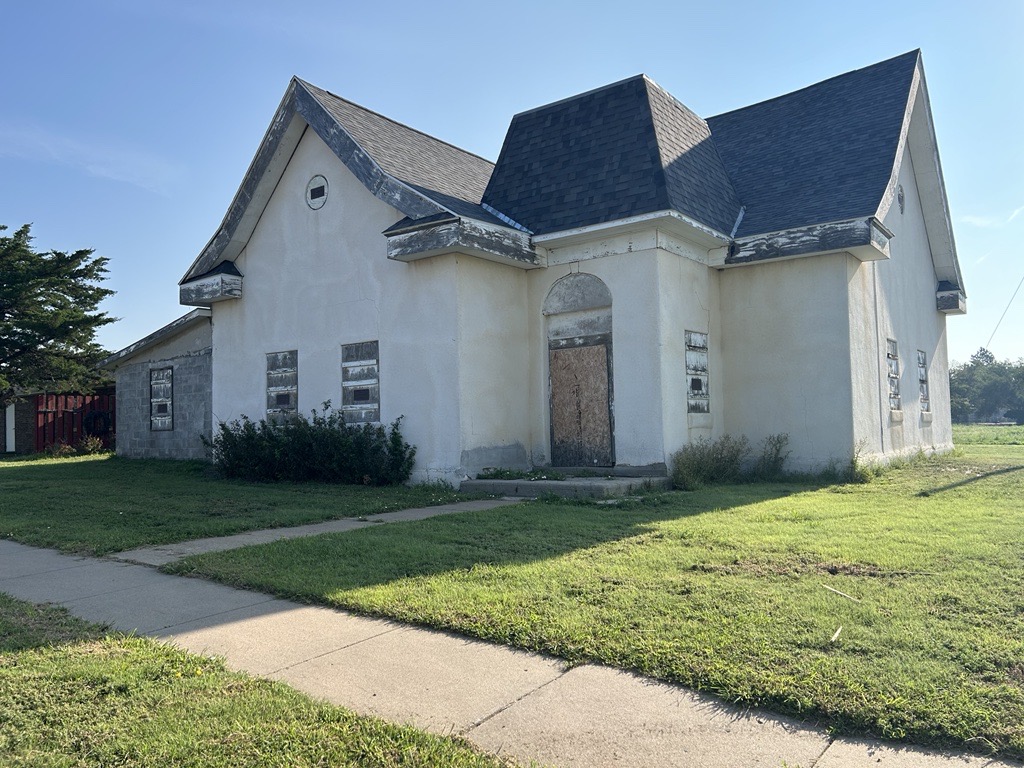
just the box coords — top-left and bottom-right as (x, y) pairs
(34, 388), (116, 452)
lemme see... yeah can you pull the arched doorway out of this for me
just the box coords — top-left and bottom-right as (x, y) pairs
(543, 273), (614, 466)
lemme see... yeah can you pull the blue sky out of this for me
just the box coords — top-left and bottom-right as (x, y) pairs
(2, 0), (1021, 364)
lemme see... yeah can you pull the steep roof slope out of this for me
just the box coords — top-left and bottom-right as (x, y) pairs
(301, 81), (500, 222)
(707, 51), (919, 238)
(482, 76), (742, 236)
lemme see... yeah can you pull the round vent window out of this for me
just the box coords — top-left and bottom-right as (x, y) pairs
(306, 175), (329, 210)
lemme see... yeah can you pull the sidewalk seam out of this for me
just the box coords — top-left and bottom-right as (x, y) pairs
(460, 665), (572, 736)
(807, 737), (837, 767)
(260, 624), (403, 676)
(152, 595), (279, 633)
(0, 560), (102, 580)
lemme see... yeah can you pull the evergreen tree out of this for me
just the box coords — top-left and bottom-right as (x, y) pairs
(0, 224), (114, 406)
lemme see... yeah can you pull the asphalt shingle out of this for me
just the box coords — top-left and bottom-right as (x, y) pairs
(301, 81), (505, 226)
(301, 51), (920, 241)
(707, 51), (919, 238)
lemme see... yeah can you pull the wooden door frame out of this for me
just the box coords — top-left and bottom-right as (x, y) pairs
(547, 333), (615, 467)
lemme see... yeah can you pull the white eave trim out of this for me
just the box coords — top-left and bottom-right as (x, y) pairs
(532, 209), (731, 248)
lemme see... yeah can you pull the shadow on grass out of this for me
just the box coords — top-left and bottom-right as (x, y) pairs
(916, 465), (1024, 496)
(0, 594), (107, 653)
(166, 484), (815, 595)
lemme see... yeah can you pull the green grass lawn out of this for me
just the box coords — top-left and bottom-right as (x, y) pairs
(0, 454), (468, 555)
(953, 423), (1024, 444)
(0, 593), (510, 767)
(167, 440), (1024, 758)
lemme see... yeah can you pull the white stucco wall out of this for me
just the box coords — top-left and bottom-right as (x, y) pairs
(210, 127), (465, 482)
(655, 242), (723, 460)
(850, 145), (953, 461)
(455, 255), (531, 474)
(719, 254), (855, 472)
(527, 230), (721, 469)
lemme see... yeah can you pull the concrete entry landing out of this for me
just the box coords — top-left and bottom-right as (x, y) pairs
(461, 475), (671, 499)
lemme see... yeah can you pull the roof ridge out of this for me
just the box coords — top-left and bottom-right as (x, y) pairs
(641, 77), (743, 230)
(641, 75), (708, 131)
(708, 50), (920, 120)
(509, 74), (648, 119)
(296, 78), (495, 168)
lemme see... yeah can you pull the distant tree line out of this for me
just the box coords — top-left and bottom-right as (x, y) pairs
(949, 348), (1024, 424)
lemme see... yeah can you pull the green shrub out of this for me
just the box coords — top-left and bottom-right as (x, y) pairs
(75, 434), (106, 455)
(753, 433), (791, 481)
(43, 440), (77, 458)
(669, 434), (750, 490)
(204, 403), (415, 485)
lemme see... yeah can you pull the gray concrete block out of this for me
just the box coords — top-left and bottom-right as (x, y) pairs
(468, 664), (831, 768)
(157, 602), (402, 676)
(270, 625), (567, 734)
(0, 559), (155, 604)
(0, 541), (93, 580)
(61, 571), (273, 634)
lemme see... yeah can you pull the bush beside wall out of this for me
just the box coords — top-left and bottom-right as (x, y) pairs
(204, 405), (415, 485)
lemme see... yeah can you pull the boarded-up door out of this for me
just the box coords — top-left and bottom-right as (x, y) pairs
(549, 343), (613, 466)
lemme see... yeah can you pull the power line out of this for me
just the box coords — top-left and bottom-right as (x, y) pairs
(986, 269), (1024, 350)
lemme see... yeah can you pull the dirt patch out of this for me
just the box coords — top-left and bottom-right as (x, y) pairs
(690, 558), (908, 579)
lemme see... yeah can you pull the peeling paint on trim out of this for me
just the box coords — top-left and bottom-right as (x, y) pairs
(386, 218), (540, 268)
(936, 289), (966, 315)
(726, 217), (888, 265)
(180, 272), (243, 306)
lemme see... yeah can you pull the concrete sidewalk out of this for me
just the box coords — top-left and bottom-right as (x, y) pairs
(112, 498), (521, 566)
(0, 539), (1016, 768)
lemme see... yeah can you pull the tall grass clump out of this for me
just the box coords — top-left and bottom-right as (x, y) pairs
(204, 403), (415, 485)
(669, 434), (750, 490)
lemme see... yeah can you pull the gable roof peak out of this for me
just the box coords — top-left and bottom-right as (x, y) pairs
(706, 50), (921, 238)
(711, 49), (921, 121)
(295, 78), (495, 168)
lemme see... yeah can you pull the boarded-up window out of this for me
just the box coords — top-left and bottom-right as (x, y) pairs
(266, 351), (298, 424)
(887, 339), (901, 411)
(918, 350), (930, 412)
(342, 341), (379, 424)
(150, 368), (173, 431)
(685, 331), (709, 414)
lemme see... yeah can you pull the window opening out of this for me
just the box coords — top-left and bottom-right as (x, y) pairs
(685, 331), (709, 414)
(150, 368), (173, 431)
(887, 339), (901, 411)
(267, 351), (298, 424)
(342, 341), (379, 424)
(917, 350), (930, 412)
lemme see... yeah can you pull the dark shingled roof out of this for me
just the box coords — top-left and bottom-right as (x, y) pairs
(301, 81), (506, 225)
(298, 52), (921, 242)
(481, 52), (919, 239)
(482, 76), (741, 236)
(707, 51), (919, 238)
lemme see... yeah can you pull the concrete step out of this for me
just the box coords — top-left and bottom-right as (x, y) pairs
(461, 476), (671, 499)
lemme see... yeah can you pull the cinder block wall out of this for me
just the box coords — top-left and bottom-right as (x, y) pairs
(115, 350), (212, 459)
